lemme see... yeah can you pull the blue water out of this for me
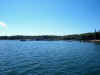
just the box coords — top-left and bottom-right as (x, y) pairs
(0, 40), (100, 75)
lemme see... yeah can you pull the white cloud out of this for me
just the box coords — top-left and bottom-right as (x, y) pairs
(0, 22), (7, 28)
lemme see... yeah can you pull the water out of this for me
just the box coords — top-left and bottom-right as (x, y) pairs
(0, 40), (100, 75)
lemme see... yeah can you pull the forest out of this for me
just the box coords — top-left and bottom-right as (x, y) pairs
(0, 31), (100, 41)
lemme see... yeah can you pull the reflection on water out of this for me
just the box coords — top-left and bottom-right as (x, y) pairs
(0, 40), (100, 75)
(93, 42), (100, 45)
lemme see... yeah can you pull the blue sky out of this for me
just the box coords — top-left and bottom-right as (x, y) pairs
(0, 0), (100, 35)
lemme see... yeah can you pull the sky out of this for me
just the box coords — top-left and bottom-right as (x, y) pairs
(0, 0), (100, 36)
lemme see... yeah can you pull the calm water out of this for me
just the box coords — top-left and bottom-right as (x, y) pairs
(0, 40), (100, 75)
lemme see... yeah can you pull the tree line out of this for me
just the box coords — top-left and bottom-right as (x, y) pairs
(0, 31), (100, 41)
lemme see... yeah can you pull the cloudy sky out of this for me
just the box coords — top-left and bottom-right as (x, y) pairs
(0, 0), (100, 35)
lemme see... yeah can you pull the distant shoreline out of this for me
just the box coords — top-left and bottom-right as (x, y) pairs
(0, 31), (100, 41)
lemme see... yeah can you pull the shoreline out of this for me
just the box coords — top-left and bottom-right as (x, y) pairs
(90, 40), (100, 42)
